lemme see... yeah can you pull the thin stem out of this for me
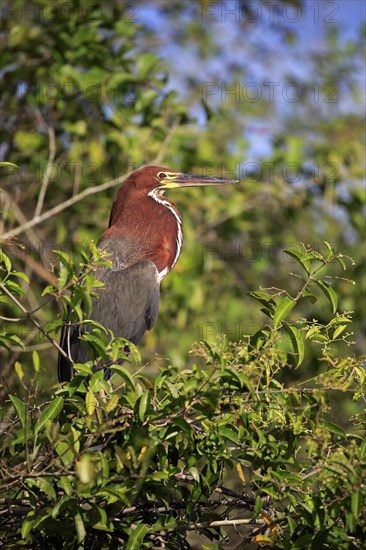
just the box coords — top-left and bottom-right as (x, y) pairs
(0, 282), (69, 360)
(34, 109), (56, 218)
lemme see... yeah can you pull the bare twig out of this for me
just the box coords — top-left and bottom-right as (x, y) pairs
(34, 110), (57, 218)
(160, 517), (265, 535)
(1, 191), (40, 246)
(2, 173), (129, 241)
(0, 315), (22, 322)
(0, 282), (68, 359)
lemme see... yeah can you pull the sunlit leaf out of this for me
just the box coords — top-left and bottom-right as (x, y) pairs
(315, 280), (338, 313)
(110, 364), (136, 391)
(323, 421), (346, 438)
(125, 524), (148, 550)
(0, 161), (18, 168)
(236, 462), (246, 484)
(283, 323), (305, 367)
(9, 394), (27, 427)
(14, 361), (24, 380)
(35, 397), (64, 432)
(85, 390), (96, 415)
(21, 511), (35, 539)
(284, 249), (311, 273)
(74, 511), (86, 544)
(273, 296), (296, 329)
(138, 390), (151, 422)
(32, 351), (40, 372)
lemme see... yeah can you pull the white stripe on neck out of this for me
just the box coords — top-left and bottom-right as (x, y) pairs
(148, 188), (183, 282)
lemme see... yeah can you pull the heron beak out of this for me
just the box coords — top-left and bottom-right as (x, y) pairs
(160, 172), (238, 189)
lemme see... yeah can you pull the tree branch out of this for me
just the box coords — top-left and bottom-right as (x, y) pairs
(1, 191), (41, 246)
(2, 174), (129, 241)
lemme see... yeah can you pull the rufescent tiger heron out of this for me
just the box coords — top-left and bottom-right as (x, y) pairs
(58, 166), (237, 382)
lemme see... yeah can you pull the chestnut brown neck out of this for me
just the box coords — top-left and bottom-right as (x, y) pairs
(100, 187), (183, 281)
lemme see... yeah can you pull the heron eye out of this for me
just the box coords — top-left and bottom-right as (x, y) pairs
(157, 172), (167, 181)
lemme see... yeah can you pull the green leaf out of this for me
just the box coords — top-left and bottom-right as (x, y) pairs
(0, 161), (18, 169)
(6, 279), (25, 296)
(86, 390), (96, 415)
(218, 367), (243, 388)
(273, 296), (296, 329)
(301, 251), (324, 262)
(52, 496), (73, 518)
(55, 250), (74, 288)
(32, 477), (57, 501)
(55, 441), (74, 468)
(35, 397), (64, 432)
(74, 511), (86, 544)
(73, 363), (94, 376)
(218, 426), (238, 444)
(333, 324), (348, 339)
(44, 319), (63, 332)
(89, 504), (113, 531)
(172, 418), (193, 437)
(58, 476), (73, 497)
(13, 271), (30, 282)
(15, 361), (24, 380)
(328, 316), (352, 326)
(305, 326), (320, 339)
(189, 466), (200, 483)
(0, 250), (12, 272)
(301, 287), (317, 304)
(96, 486), (130, 505)
(42, 284), (56, 296)
(9, 394), (27, 427)
(250, 328), (271, 350)
(249, 290), (274, 303)
(335, 255), (347, 270)
(98, 451), (110, 480)
(110, 364), (136, 391)
(323, 421), (346, 439)
(138, 390), (151, 422)
(80, 333), (108, 359)
(254, 495), (263, 516)
(351, 491), (360, 519)
(21, 511), (35, 539)
(292, 534), (313, 548)
(360, 438), (366, 461)
(32, 351), (40, 372)
(249, 291), (276, 312)
(284, 249), (311, 273)
(315, 280), (338, 313)
(136, 53), (158, 77)
(283, 323), (305, 367)
(125, 524), (148, 550)
(105, 394), (119, 413)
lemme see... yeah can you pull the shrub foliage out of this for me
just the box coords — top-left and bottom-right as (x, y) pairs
(1, 244), (365, 548)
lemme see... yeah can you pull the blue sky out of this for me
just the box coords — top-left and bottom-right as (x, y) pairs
(137, 1), (365, 157)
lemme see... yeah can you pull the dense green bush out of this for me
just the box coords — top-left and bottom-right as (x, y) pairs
(1, 244), (365, 548)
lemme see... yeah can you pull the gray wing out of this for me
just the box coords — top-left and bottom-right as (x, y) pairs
(58, 260), (160, 382)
